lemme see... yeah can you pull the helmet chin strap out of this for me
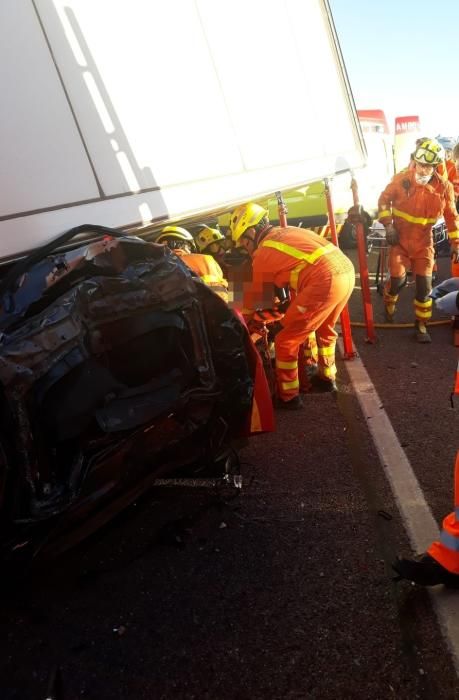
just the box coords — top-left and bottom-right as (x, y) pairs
(253, 223), (273, 247)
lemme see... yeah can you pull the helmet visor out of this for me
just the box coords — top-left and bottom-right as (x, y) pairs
(415, 143), (443, 164)
(422, 149), (439, 164)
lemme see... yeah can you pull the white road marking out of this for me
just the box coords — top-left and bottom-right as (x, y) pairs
(339, 340), (459, 675)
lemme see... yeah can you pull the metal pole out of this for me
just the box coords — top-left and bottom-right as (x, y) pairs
(275, 191), (288, 228)
(323, 179), (356, 359)
(350, 176), (376, 343)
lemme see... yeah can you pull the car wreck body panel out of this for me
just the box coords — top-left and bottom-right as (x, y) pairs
(0, 236), (255, 563)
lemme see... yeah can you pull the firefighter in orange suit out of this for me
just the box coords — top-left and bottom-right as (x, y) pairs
(439, 158), (459, 203)
(452, 143), (459, 209)
(379, 138), (459, 343)
(229, 203), (355, 409)
(157, 226), (229, 302)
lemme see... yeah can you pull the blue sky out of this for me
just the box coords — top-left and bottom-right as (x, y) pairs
(329, 0), (459, 139)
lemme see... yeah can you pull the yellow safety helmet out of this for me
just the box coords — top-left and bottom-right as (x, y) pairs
(156, 225), (194, 244)
(229, 203), (269, 245)
(195, 225), (225, 253)
(413, 139), (445, 166)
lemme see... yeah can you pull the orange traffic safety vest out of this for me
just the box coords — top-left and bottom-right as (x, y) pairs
(176, 251), (229, 302)
(427, 361), (459, 573)
(427, 450), (459, 574)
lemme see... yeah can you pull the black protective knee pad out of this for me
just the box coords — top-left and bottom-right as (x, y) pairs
(415, 275), (432, 302)
(389, 275), (407, 295)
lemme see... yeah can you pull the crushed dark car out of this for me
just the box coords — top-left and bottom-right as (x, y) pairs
(0, 226), (273, 569)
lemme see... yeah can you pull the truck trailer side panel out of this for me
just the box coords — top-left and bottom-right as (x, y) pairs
(0, 0), (366, 261)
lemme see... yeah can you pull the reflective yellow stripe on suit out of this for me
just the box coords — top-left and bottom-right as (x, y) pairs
(321, 366), (335, 378)
(317, 345), (335, 357)
(282, 379), (300, 390)
(414, 297), (432, 319)
(414, 299), (432, 309)
(261, 240), (335, 291)
(392, 208), (437, 226)
(277, 360), (298, 370)
(200, 274), (224, 285)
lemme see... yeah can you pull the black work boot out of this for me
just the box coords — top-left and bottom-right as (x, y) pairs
(392, 553), (459, 588)
(274, 395), (304, 410)
(415, 320), (431, 343)
(299, 364), (319, 393)
(308, 375), (338, 393)
(306, 364), (319, 378)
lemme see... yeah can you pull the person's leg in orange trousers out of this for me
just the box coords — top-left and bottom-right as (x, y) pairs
(315, 275), (355, 382)
(412, 250), (434, 342)
(384, 244), (409, 320)
(274, 270), (354, 402)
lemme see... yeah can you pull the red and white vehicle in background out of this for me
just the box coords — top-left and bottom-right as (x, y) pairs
(355, 110), (395, 217)
(393, 115), (421, 172)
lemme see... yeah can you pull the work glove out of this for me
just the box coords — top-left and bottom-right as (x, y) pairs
(267, 320), (284, 342)
(384, 223), (399, 246)
(451, 246), (459, 264)
(247, 318), (266, 336)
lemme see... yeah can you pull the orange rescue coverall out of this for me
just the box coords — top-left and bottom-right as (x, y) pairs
(175, 251), (229, 302)
(378, 169), (459, 321)
(438, 159), (459, 202)
(242, 226), (355, 401)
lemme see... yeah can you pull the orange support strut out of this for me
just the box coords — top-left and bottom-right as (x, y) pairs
(350, 177), (376, 343)
(324, 179), (356, 359)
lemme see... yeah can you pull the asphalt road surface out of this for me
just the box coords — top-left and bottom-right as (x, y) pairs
(2, 248), (459, 699)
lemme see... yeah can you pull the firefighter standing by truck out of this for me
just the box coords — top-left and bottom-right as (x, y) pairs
(156, 226), (229, 302)
(229, 203), (355, 409)
(379, 138), (459, 343)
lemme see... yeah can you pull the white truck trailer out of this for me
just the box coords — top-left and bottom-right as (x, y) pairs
(0, 0), (366, 263)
